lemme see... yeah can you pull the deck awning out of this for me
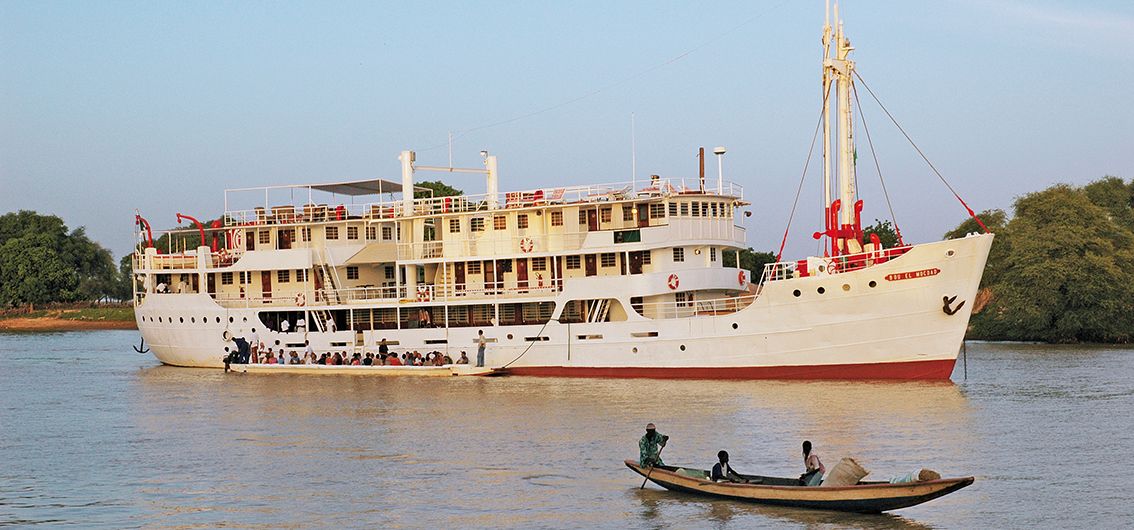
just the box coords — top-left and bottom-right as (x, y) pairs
(345, 243), (399, 264)
(228, 249), (312, 271)
(308, 178), (430, 196)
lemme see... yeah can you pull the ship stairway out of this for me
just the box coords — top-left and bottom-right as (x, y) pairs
(587, 299), (610, 323)
(312, 246), (343, 305)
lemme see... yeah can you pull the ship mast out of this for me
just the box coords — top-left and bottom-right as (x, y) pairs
(821, 1), (858, 256)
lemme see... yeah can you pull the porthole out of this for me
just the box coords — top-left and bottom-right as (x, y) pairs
(793, 289), (801, 297)
(946, 249), (955, 257)
(229, 317), (234, 323)
(817, 287), (826, 294)
(507, 333), (514, 340)
(632, 347), (638, 353)
(179, 317), (184, 323)
(275, 340), (281, 346)
(732, 323), (739, 330)
(842, 284), (850, 292)
(679, 344), (686, 351)
(158, 317), (162, 323)
(224, 347), (229, 352)
(216, 317), (221, 323)
(190, 317), (195, 323)
(242, 317), (248, 323)
(869, 280), (877, 288)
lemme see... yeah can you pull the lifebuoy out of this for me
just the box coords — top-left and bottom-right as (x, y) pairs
(667, 273), (680, 290)
(295, 292), (306, 306)
(738, 270), (747, 286)
(519, 237), (534, 253)
(416, 286), (431, 302)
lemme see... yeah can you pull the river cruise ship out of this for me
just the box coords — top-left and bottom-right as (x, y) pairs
(131, 8), (992, 379)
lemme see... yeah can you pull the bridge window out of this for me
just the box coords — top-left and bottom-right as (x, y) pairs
(494, 215), (507, 230)
(221, 272), (233, 285)
(673, 247), (685, 263)
(470, 218), (485, 232)
(566, 255), (581, 270)
(518, 214), (529, 229)
(277, 270), (290, 283)
(347, 226), (359, 240)
(449, 219), (461, 233)
(551, 211), (563, 226)
(346, 267), (359, 280)
(325, 226), (339, 240)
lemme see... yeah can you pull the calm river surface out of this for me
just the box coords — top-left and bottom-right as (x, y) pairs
(1, 331), (1131, 528)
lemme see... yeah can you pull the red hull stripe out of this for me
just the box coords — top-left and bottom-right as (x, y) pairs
(499, 359), (956, 380)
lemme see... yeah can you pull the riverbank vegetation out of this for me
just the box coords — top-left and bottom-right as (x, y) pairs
(952, 176), (1134, 343)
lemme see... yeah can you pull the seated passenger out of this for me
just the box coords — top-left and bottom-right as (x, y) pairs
(289, 352), (301, 364)
(443, 354), (454, 364)
(711, 450), (744, 482)
(386, 353), (402, 366)
(362, 353), (373, 366)
(456, 352), (470, 365)
(800, 440), (825, 486)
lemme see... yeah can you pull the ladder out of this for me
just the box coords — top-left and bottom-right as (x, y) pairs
(587, 299), (609, 323)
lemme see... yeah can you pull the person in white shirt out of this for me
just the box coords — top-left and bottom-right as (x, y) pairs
(281, 319), (290, 333)
(326, 318), (336, 333)
(304, 340), (315, 364)
(249, 328), (260, 363)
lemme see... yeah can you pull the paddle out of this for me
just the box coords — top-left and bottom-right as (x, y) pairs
(639, 441), (667, 489)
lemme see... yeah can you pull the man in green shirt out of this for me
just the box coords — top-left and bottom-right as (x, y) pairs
(638, 423), (669, 466)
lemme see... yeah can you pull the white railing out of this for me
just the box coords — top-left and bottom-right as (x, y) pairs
(632, 293), (758, 320)
(221, 177), (744, 227)
(759, 245), (914, 284)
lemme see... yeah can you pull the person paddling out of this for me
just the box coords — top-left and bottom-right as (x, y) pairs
(638, 423), (669, 466)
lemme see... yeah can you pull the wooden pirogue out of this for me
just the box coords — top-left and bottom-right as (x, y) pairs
(625, 460), (974, 513)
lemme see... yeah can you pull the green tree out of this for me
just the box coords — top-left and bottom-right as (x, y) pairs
(0, 234), (76, 310)
(114, 254), (135, 302)
(861, 219), (900, 248)
(943, 209), (1007, 240)
(723, 248), (777, 280)
(960, 182), (1134, 343)
(414, 180), (463, 199)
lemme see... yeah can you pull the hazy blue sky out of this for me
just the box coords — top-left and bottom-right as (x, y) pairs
(2, 1), (1131, 258)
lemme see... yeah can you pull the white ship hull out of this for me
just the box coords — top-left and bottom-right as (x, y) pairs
(136, 234), (991, 379)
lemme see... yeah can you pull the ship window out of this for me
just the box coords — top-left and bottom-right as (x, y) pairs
(869, 280), (877, 288)
(642, 251), (651, 265)
(296, 269), (307, 282)
(246, 230), (256, 250)
(532, 257), (547, 271)
(221, 272), (233, 285)
(216, 316), (221, 323)
(651, 203), (666, 219)
(497, 259), (512, 273)
(710, 247), (717, 262)
(346, 266), (359, 280)
(817, 286), (826, 294)
(614, 229), (640, 243)
(711, 203), (719, 217)
(676, 292), (693, 308)
(366, 226), (377, 240)
(259, 230), (270, 244)
(551, 211), (563, 226)
(578, 210), (588, 225)
(301, 227), (311, 241)
(467, 261), (481, 274)
(518, 214), (529, 229)
(691, 202), (701, 217)
(600, 253), (616, 268)
(449, 219), (461, 233)
(600, 208), (612, 223)
(793, 289), (801, 297)
(347, 226), (359, 240)
(325, 226), (339, 240)
(277, 270), (290, 283)
(494, 215), (507, 230)
(680, 203), (689, 216)
(673, 247), (685, 262)
(622, 206), (634, 222)
(239, 271), (251, 284)
(470, 218), (485, 232)
(382, 225), (393, 240)
(566, 255), (581, 270)
(384, 266), (395, 280)
(668, 202), (678, 217)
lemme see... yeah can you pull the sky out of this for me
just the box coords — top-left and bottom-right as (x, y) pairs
(2, 0), (1132, 259)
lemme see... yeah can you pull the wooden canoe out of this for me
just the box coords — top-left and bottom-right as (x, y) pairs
(625, 460), (973, 513)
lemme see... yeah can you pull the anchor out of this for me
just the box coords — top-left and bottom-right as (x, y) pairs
(132, 337), (150, 354)
(942, 295), (966, 316)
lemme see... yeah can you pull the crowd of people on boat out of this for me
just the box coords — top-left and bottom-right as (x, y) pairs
(224, 330), (471, 368)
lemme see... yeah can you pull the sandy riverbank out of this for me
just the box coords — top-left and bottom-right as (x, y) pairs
(0, 317), (137, 331)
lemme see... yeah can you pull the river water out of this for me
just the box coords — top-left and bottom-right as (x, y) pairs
(1, 331), (1131, 528)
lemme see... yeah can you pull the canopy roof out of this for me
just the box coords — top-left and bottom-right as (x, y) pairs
(226, 178), (430, 197)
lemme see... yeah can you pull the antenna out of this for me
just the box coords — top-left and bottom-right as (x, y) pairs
(631, 113), (637, 188)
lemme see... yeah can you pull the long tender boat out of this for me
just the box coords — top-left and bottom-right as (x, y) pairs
(624, 460), (974, 513)
(130, 3), (992, 379)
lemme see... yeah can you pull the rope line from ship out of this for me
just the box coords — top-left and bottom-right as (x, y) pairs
(499, 317), (560, 370)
